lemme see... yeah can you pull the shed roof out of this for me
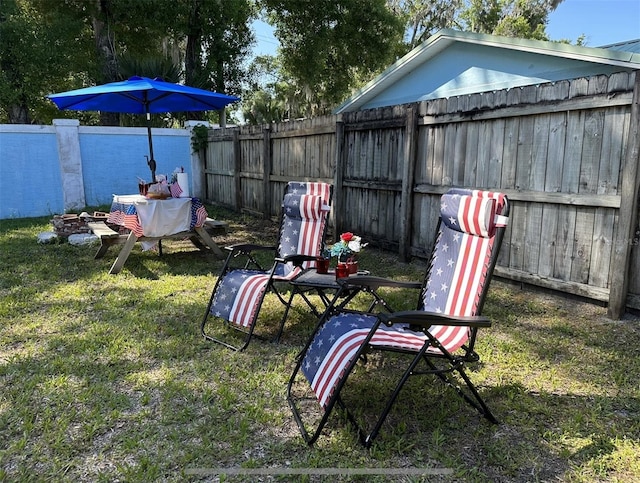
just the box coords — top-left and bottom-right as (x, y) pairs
(335, 29), (640, 113)
(599, 39), (640, 53)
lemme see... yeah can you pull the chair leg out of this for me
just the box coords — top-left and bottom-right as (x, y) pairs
(201, 310), (257, 351)
(287, 339), (366, 445)
(201, 284), (261, 351)
(362, 345), (431, 447)
(273, 287), (299, 343)
(460, 375), (498, 423)
(200, 273), (225, 340)
(360, 350), (498, 447)
(275, 284), (333, 343)
(421, 354), (498, 424)
(289, 346), (429, 448)
(203, 271), (287, 351)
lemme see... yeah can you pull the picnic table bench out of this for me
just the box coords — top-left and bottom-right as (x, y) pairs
(88, 218), (228, 274)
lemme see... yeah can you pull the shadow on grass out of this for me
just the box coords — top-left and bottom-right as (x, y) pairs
(299, 366), (639, 482)
(2, 211), (639, 482)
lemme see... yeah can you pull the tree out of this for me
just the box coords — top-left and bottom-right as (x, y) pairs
(387, 0), (463, 50)
(0, 0), (90, 123)
(81, 0), (257, 126)
(0, 0), (171, 125)
(241, 54), (313, 123)
(2, 0), (254, 125)
(242, 55), (285, 123)
(108, 0), (257, 126)
(390, 0), (565, 50)
(262, 0), (404, 117)
(256, 0), (563, 121)
(242, 89), (285, 124)
(460, 0), (564, 39)
(171, 0), (256, 124)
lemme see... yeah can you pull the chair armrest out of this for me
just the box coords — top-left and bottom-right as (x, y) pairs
(224, 243), (277, 254)
(338, 275), (422, 291)
(378, 310), (492, 329)
(276, 254), (318, 265)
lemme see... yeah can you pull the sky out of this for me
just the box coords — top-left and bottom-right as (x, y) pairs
(253, 20), (278, 57)
(546, 0), (640, 47)
(252, 0), (640, 58)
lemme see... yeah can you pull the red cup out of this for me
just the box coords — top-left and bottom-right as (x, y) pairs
(316, 257), (330, 274)
(335, 263), (349, 279)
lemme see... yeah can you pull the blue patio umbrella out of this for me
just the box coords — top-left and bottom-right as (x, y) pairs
(48, 76), (239, 181)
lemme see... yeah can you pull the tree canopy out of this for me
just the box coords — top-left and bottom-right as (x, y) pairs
(0, 0), (255, 125)
(243, 0), (565, 122)
(389, 0), (565, 49)
(0, 0), (90, 123)
(1, 0), (567, 125)
(261, 0), (404, 117)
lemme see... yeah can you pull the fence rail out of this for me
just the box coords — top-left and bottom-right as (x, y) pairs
(200, 71), (640, 319)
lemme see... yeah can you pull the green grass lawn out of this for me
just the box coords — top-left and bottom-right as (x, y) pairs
(1, 205), (639, 482)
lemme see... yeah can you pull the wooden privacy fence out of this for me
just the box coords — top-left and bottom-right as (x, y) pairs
(199, 71), (640, 319)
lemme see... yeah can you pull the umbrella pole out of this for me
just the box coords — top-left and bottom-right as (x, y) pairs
(146, 112), (156, 182)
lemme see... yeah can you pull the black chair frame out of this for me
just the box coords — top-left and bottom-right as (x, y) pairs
(287, 196), (509, 446)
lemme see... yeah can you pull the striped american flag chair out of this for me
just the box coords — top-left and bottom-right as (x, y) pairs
(287, 188), (509, 446)
(200, 181), (332, 351)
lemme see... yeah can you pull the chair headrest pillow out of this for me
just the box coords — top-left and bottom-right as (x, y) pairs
(282, 194), (326, 220)
(441, 193), (497, 237)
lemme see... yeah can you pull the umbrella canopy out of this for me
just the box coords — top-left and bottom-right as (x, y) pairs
(48, 76), (240, 180)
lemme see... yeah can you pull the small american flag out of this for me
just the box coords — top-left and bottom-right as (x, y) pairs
(190, 198), (208, 228)
(107, 202), (144, 237)
(169, 182), (183, 198)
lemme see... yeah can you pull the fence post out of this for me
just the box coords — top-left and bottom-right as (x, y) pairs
(608, 73), (640, 319)
(185, 120), (210, 200)
(399, 106), (418, 262)
(262, 126), (272, 219)
(233, 128), (241, 210)
(53, 119), (85, 212)
(333, 119), (345, 240)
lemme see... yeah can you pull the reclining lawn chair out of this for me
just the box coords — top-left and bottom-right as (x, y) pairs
(287, 188), (509, 446)
(200, 181), (333, 351)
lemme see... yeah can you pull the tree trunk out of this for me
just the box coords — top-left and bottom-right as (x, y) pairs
(185, 0), (202, 86)
(92, 0), (119, 126)
(184, 0), (205, 122)
(8, 103), (30, 124)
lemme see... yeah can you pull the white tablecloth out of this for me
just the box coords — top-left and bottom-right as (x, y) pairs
(111, 195), (192, 237)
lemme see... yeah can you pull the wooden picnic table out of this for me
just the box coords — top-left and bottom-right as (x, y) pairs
(89, 194), (228, 274)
